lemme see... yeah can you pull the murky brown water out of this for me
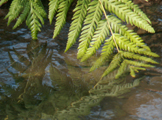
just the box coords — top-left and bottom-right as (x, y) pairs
(0, 3), (162, 120)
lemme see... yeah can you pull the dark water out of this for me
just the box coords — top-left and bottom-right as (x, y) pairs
(0, 4), (162, 120)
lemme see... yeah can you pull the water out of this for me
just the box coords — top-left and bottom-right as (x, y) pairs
(0, 4), (162, 120)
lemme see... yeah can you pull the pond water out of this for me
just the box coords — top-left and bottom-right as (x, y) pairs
(0, 4), (162, 120)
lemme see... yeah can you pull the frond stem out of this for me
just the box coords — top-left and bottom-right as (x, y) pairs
(98, 0), (119, 52)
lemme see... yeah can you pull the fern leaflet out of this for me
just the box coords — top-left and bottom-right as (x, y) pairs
(90, 37), (115, 72)
(77, 0), (103, 59)
(53, 0), (73, 38)
(65, 0), (90, 52)
(48, 0), (59, 24)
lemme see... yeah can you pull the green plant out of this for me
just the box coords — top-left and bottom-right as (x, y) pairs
(1, 0), (159, 79)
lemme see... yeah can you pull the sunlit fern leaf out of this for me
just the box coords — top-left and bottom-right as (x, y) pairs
(90, 37), (115, 72)
(125, 60), (155, 68)
(130, 66), (146, 77)
(48, 0), (59, 24)
(116, 0), (151, 23)
(120, 51), (159, 64)
(77, 0), (103, 59)
(53, 0), (73, 38)
(81, 19), (110, 62)
(114, 34), (144, 53)
(130, 66), (136, 77)
(107, 15), (150, 50)
(26, 0), (46, 39)
(114, 34), (159, 57)
(103, 0), (155, 33)
(65, 0), (90, 52)
(5, 0), (24, 26)
(102, 52), (122, 78)
(0, 0), (8, 6)
(13, 0), (30, 29)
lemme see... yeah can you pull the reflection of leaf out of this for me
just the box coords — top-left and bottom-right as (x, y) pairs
(13, 47), (30, 66)
(53, 74), (144, 120)
(8, 51), (26, 72)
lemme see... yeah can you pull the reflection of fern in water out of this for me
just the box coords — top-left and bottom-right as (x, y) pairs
(1, 0), (159, 79)
(50, 70), (144, 120)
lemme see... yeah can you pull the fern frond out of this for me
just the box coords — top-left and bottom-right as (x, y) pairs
(13, 0), (30, 29)
(125, 60), (154, 68)
(5, 0), (24, 26)
(48, 0), (59, 24)
(114, 34), (159, 57)
(103, 0), (155, 33)
(107, 15), (150, 50)
(120, 51), (159, 64)
(102, 52), (122, 78)
(77, 0), (103, 59)
(26, 0), (46, 39)
(90, 37), (115, 72)
(53, 0), (73, 38)
(65, 0), (90, 52)
(116, 0), (151, 23)
(81, 19), (110, 61)
(0, 0), (8, 6)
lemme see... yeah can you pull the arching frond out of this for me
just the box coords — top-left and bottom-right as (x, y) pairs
(26, 0), (47, 39)
(48, 0), (59, 24)
(103, 0), (155, 33)
(81, 19), (110, 61)
(120, 51), (159, 64)
(107, 15), (150, 50)
(13, 0), (30, 29)
(53, 0), (73, 38)
(77, 0), (103, 59)
(65, 0), (90, 52)
(116, 0), (151, 23)
(114, 34), (159, 57)
(5, 0), (24, 26)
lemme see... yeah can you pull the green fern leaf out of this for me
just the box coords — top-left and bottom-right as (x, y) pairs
(102, 52), (122, 78)
(120, 51), (159, 64)
(13, 0), (30, 29)
(26, 0), (46, 39)
(65, 0), (90, 52)
(77, 0), (103, 59)
(125, 60), (155, 68)
(81, 19), (110, 61)
(107, 15), (150, 50)
(130, 66), (135, 77)
(5, 0), (24, 26)
(116, 0), (151, 23)
(114, 34), (159, 57)
(53, 0), (73, 38)
(48, 0), (59, 24)
(90, 37), (115, 72)
(0, 0), (8, 6)
(103, 0), (155, 33)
